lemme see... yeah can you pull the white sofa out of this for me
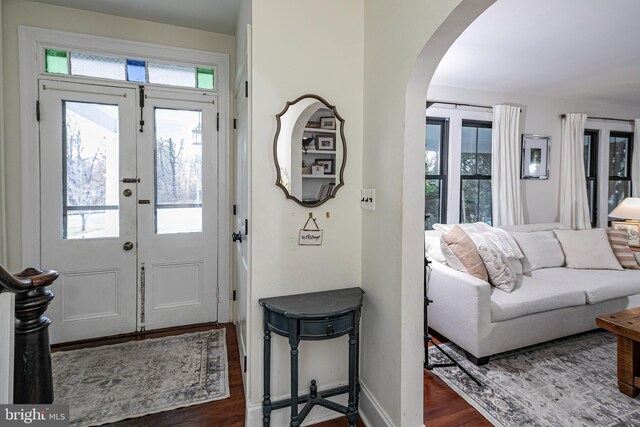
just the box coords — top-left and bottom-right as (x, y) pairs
(425, 223), (640, 365)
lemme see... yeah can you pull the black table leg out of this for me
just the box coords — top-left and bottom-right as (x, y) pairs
(289, 319), (300, 427)
(347, 319), (358, 426)
(354, 310), (361, 408)
(263, 315), (272, 427)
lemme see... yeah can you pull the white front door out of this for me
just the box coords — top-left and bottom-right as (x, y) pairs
(40, 80), (138, 344)
(40, 81), (219, 344)
(137, 89), (218, 330)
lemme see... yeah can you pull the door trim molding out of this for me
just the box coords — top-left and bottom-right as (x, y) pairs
(18, 26), (230, 323)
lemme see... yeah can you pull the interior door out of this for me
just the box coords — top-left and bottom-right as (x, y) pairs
(234, 61), (250, 374)
(137, 89), (219, 330)
(40, 80), (138, 344)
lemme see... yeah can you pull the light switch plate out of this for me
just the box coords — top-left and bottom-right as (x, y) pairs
(361, 189), (375, 211)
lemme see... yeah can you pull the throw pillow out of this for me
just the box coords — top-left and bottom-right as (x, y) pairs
(553, 228), (623, 270)
(439, 226), (489, 281)
(475, 236), (517, 293)
(606, 229), (640, 270)
(434, 222), (523, 259)
(425, 235), (446, 264)
(510, 231), (565, 273)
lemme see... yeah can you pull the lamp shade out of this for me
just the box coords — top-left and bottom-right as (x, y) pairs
(609, 197), (640, 220)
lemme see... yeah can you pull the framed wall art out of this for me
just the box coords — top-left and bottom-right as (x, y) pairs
(521, 134), (550, 179)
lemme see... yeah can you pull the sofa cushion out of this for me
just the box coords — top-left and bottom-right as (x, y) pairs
(510, 231), (565, 273)
(490, 275), (586, 322)
(440, 226), (489, 281)
(607, 229), (640, 270)
(553, 228), (623, 270)
(530, 267), (640, 304)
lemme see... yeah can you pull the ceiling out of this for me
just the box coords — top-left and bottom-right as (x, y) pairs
(430, 0), (640, 106)
(28, 0), (240, 34)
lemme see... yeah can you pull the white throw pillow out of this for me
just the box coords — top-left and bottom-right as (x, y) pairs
(510, 231), (565, 273)
(553, 228), (623, 270)
(475, 236), (517, 292)
(433, 222), (523, 259)
(425, 235), (446, 264)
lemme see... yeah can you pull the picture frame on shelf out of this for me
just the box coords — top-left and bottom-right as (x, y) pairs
(315, 159), (335, 175)
(612, 221), (640, 247)
(521, 134), (550, 179)
(306, 121), (321, 129)
(316, 134), (335, 151)
(320, 116), (336, 130)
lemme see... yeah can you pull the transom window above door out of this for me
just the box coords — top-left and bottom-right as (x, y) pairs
(45, 48), (216, 91)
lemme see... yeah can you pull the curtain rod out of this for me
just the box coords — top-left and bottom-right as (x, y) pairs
(427, 100), (522, 112)
(559, 114), (635, 124)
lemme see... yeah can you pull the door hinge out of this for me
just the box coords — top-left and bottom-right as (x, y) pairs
(245, 219), (249, 236)
(243, 355), (247, 373)
(36, 100), (40, 122)
(245, 81), (248, 98)
(233, 205), (237, 215)
(233, 118), (237, 129)
(232, 290), (237, 301)
(216, 113), (219, 131)
(138, 86), (145, 132)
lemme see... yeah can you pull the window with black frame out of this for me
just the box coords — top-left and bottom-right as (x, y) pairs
(584, 129), (598, 227)
(460, 120), (492, 224)
(608, 131), (634, 220)
(425, 117), (448, 230)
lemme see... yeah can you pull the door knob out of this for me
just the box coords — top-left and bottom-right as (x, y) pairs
(123, 241), (134, 251)
(123, 189), (133, 197)
(232, 232), (242, 243)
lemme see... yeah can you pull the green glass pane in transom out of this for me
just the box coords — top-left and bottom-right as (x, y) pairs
(197, 67), (214, 90)
(45, 49), (69, 74)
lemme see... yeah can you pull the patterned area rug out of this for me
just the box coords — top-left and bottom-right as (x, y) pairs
(52, 329), (229, 426)
(429, 330), (640, 427)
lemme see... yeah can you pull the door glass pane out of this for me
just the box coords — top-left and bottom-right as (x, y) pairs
(63, 101), (120, 239)
(148, 63), (196, 88)
(70, 52), (126, 80)
(155, 108), (203, 234)
(197, 67), (214, 90)
(609, 180), (631, 215)
(45, 49), (68, 74)
(425, 123), (441, 175)
(425, 179), (441, 230)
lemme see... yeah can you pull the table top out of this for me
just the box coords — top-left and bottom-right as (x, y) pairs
(259, 287), (364, 319)
(596, 307), (640, 342)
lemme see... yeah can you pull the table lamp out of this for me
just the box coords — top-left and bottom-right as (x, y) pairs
(609, 197), (640, 247)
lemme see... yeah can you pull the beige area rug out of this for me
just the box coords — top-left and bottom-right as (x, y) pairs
(52, 329), (230, 426)
(429, 330), (640, 427)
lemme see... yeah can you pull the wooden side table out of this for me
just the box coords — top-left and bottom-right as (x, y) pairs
(259, 287), (364, 427)
(596, 307), (640, 397)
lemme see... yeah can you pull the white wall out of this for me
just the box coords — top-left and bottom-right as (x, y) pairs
(0, 292), (14, 404)
(246, 1), (364, 425)
(2, 0), (235, 271)
(428, 84), (640, 225)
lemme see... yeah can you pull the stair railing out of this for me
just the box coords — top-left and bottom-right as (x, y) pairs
(0, 265), (58, 404)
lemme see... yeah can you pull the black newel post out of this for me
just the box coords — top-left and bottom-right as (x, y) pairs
(0, 265), (58, 404)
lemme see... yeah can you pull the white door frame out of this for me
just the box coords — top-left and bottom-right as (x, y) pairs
(18, 26), (231, 323)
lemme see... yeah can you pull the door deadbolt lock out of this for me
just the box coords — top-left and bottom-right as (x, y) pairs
(123, 189), (133, 197)
(123, 241), (134, 251)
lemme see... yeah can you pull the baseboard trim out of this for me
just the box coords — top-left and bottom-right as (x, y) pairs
(358, 381), (395, 427)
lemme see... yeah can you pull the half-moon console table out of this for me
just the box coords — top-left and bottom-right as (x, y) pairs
(259, 287), (364, 427)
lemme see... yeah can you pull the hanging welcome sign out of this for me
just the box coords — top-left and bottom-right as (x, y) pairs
(298, 213), (323, 246)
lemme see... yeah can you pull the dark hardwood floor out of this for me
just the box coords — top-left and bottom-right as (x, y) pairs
(52, 324), (487, 426)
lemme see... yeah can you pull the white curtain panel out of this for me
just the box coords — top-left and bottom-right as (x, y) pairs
(632, 119), (640, 197)
(559, 113), (591, 229)
(491, 104), (524, 226)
